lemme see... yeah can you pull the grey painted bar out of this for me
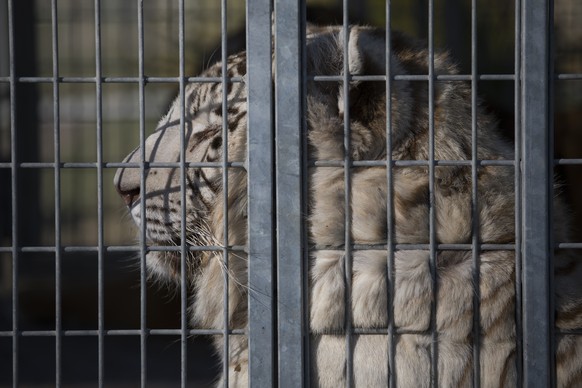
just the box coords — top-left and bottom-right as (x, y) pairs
(521, 0), (552, 386)
(246, 0), (275, 386)
(275, 0), (306, 387)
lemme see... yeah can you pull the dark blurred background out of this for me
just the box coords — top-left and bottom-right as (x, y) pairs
(0, 0), (581, 386)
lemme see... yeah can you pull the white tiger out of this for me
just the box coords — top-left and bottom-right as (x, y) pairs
(114, 26), (582, 387)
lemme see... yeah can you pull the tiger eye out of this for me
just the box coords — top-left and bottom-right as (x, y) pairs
(211, 136), (222, 149)
(213, 105), (223, 117)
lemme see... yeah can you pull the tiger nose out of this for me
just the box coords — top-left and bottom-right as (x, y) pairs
(117, 184), (140, 207)
(114, 165), (141, 207)
(114, 148), (143, 207)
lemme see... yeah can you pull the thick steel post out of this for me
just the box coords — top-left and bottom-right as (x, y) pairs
(247, 0), (275, 386)
(521, 0), (553, 386)
(275, 0), (306, 386)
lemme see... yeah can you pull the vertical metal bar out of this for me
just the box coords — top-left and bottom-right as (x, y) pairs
(341, 3), (353, 387)
(547, 2), (556, 384)
(7, 0), (18, 386)
(52, 0), (62, 386)
(514, 0), (524, 384)
(427, 0), (439, 386)
(385, 4), (396, 388)
(246, 0), (274, 385)
(220, 0), (230, 386)
(521, 0), (552, 386)
(94, 1), (105, 387)
(137, 1), (147, 387)
(274, 0), (305, 386)
(300, 3), (310, 384)
(470, 0), (481, 386)
(178, 0), (188, 386)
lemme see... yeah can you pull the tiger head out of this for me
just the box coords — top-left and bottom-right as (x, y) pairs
(113, 52), (249, 283)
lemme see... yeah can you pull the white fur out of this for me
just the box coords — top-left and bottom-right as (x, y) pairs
(114, 26), (582, 387)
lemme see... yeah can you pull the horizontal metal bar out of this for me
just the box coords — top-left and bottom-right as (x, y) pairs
(309, 159), (515, 167)
(3, 327), (578, 338)
(0, 329), (246, 337)
(556, 243), (582, 249)
(109, 162), (246, 169)
(0, 245), (247, 253)
(0, 160), (516, 169)
(556, 74), (582, 80)
(311, 327), (499, 336)
(0, 74), (577, 83)
(0, 162), (246, 169)
(10, 158), (582, 169)
(0, 76), (244, 83)
(554, 159), (582, 165)
(309, 74), (516, 82)
(311, 74), (582, 82)
(17, 243), (582, 253)
(0, 159), (524, 169)
(309, 243), (517, 251)
(354, 328), (466, 335)
(135, 159), (512, 169)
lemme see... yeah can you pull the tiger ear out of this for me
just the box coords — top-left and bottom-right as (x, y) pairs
(339, 27), (386, 78)
(337, 27), (387, 115)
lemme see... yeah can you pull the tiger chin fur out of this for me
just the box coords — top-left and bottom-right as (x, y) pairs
(114, 25), (582, 387)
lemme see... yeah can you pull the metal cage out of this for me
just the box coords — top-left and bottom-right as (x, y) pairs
(1, 0), (581, 386)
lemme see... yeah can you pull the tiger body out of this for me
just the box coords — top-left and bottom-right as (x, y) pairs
(114, 26), (582, 387)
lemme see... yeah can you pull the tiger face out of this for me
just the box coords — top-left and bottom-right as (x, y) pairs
(113, 54), (248, 282)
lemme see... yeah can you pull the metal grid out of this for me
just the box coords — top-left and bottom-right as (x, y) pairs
(1, 0), (581, 387)
(1, 0), (242, 386)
